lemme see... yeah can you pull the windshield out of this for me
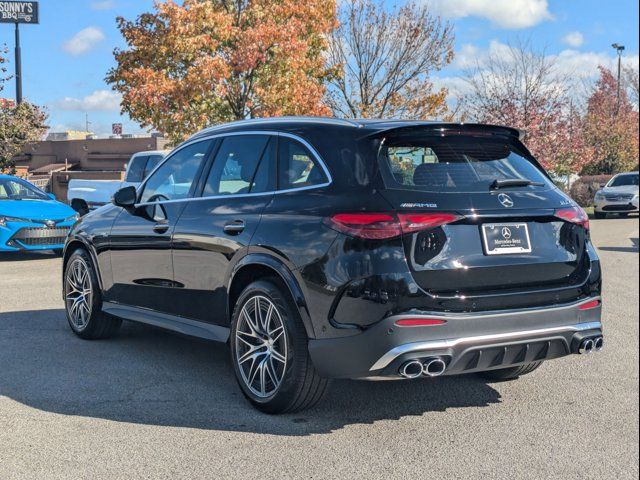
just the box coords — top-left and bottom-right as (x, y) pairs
(0, 177), (49, 200)
(378, 135), (552, 193)
(608, 174), (639, 188)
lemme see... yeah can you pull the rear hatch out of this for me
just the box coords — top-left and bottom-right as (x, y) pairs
(374, 125), (591, 297)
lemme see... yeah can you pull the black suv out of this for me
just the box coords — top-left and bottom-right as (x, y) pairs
(63, 118), (603, 413)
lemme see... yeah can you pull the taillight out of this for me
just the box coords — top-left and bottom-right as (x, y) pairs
(327, 212), (463, 240)
(555, 206), (590, 231)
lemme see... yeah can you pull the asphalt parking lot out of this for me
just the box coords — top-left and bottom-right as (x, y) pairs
(0, 218), (638, 480)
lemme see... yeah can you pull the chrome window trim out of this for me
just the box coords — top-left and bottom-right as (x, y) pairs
(135, 130), (332, 208)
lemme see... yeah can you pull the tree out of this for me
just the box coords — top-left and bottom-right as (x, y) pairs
(0, 50), (48, 174)
(325, 0), (454, 119)
(462, 42), (593, 175)
(623, 65), (639, 109)
(582, 67), (639, 175)
(107, 0), (336, 143)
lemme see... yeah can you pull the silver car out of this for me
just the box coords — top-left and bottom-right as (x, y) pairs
(593, 172), (639, 219)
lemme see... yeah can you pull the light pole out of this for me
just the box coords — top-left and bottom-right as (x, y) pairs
(612, 43), (625, 115)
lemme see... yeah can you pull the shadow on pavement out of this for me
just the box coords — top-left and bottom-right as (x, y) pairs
(0, 251), (61, 262)
(598, 237), (639, 253)
(0, 309), (502, 436)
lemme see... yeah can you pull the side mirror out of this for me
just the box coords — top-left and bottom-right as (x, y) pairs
(112, 186), (138, 208)
(47, 193), (56, 200)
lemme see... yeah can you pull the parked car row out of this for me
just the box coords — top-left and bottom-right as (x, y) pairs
(56, 118), (605, 413)
(593, 172), (639, 219)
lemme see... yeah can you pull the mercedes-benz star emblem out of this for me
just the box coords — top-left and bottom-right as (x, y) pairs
(502, 227), (512, 240)
(498, 194), (514, 208)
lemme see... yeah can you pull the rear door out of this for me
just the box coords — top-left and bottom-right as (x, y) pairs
(106, 140), (214, 313)
(376, 131), (590, 297)
(171, 134), (277, 325)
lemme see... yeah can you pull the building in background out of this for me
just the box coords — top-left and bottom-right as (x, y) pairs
(13, 134), (171, 201)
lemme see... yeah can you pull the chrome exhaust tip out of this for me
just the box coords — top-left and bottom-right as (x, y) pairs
(579, 338), (595, 355)
(422, 358), (447, 377)
(399, 360), (424, 379)
(594, 336), (604, 352)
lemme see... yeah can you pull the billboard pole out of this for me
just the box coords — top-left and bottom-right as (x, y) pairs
(14, 22), (22, 104)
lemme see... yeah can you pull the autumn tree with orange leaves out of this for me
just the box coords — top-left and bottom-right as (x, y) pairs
(107, 0), (336, 143)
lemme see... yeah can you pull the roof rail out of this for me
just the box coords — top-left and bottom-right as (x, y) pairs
(191, 116), (361, 139)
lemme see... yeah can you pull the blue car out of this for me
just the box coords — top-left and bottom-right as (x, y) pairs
(0, 174), (78, 253)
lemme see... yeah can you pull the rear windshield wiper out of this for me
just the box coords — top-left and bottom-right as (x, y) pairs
(490, 179), (545, 190)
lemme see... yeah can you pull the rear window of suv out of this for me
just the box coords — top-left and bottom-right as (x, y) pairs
(378, 135), (552, 193)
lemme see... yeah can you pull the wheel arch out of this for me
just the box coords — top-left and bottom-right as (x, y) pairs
(228, 254), (315, 338)
(62, 238), (104, 295)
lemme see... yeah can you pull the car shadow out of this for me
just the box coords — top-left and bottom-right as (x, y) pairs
(598, 237), (639, 253)
(0, 251), (61, 262)
(0, 309), (502, 436)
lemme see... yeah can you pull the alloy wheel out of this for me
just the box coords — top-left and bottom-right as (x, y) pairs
(235, 295), (288, 398)
(65, 258), (93, 330)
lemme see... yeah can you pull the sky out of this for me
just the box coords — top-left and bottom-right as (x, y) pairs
(0, 0), (638, 137)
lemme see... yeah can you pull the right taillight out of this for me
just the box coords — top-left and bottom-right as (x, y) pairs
(327, 212), (463, 240)
(555, 206), (590, 231)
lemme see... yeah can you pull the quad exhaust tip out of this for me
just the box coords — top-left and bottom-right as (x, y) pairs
(578, 336), (604, 354)
(423, 358), (447, 377)
(399, 357), (447, 378)
(399, 360), (424, 379)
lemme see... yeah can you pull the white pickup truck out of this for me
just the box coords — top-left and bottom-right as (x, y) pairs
(68, 150), (169, 214)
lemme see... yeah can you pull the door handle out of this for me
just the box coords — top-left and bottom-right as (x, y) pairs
(224, 220), (246, 235)
(153, 222), (170, 234)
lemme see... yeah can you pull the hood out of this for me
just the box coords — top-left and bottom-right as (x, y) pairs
(0, 199), (76, 221)
(601, 185), (639, 195)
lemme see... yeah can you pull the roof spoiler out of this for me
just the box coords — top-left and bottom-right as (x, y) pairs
(363, 123), (525, 142)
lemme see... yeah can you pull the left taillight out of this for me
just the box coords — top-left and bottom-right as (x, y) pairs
(555, 206), (590, 231)
(326, 212), (463, 240)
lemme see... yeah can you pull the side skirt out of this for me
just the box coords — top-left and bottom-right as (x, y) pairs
(102, 302), (230, 342)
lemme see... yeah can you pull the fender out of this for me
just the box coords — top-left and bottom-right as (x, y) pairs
(229, 253), (316, 338)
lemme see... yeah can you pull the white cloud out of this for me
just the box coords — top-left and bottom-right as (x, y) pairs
(562, 32), (585, 48)
(427, 0), (553, 29)
(56, 90), (122, 112)
(455, 40), (512, 69)
(91, 1), (115, 10)
(62, 27), (106, 56)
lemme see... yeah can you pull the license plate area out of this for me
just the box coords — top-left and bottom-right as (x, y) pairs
(481, 223), (532, 255)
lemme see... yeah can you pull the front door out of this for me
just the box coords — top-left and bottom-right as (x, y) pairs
(172, 134), (277, 325)
(106, 139), (214, 313)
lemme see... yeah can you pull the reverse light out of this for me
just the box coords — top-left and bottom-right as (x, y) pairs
(555, 206), (590, 231)
(394, 318), (447, 327)
(579, 299), (601, 311)
(327, 212), (463, 240)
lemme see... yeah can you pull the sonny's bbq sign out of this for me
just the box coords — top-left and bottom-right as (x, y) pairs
(0, 1), (38, 24)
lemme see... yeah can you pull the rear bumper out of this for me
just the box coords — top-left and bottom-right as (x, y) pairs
(308, 297), (603, 378)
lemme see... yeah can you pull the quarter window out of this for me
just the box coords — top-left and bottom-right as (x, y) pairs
(278, 137), (328, 190)
(203, 135), (274, 196)
(139, 141), (212, 203)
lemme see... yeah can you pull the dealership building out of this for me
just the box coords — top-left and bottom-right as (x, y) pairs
(13, 133), (170, 202)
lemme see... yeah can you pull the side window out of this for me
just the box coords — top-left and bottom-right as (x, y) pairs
(125, 156), (148, 183)
(144, 155), (165, 179)
(278, 137), (328, 190)
(203, 135), (272, 196)
(140, 141), (212, 203)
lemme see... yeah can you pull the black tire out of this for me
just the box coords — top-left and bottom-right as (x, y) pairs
(230, 278), (329, 414)
(477, 361), (543, 381)
(64, 249), (122, 340)
(594, 211), (607, 219)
